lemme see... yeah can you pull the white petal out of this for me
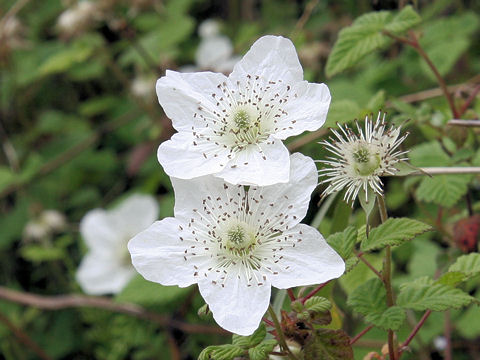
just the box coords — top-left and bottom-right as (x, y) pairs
(76, 253), (135, 295)
(274, 82), (331, 140)
(268, 224), (345, 289)
(157, 132), (230, 179)
(230, 35), (303, 84)
(171, 175), (244, 223)
(79, 209), (120, 254)
(128, 218), (211, 287)
(109, 194), (159, 237)
(196, 36), (233, 70)
(198, 266), (271, 335)
(215, 137), (290, 186)
(156, 70), (227, 132)
(247, 153), (317, 228)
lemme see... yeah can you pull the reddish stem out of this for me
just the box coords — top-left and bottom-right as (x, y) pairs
(350, 325), (375, 345)
(458, 84), (480, 117)
(356, 252), (383, 279)
(263, 318), (275, 327)
(399, 310), (432, 355)
(287, 289), (296, 301)
(300, 281), (330, 304)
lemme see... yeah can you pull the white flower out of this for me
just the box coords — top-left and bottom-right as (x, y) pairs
(156, 35), (331, 186)
(57, 1), (98, 38)
(195, 35), (241, 74)
(128, 154), (345, 335)
(318, 112), (409, 203)
(76, 194), (158, 295)
(41, 210), (67, 232)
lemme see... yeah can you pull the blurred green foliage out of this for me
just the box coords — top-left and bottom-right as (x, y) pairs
(0, 0), (480, 359)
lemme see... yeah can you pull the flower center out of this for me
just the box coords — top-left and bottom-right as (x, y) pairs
(233, 109), (250, 129)
(352, 145), (381, 176)
(223, 221), (257, 257)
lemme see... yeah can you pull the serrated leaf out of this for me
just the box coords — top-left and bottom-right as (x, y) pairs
(416, 174), (471, 207)
(326, 6), (420, 77)
(436, 272), (466, 286)
(304, 296), (332, 313)
(348, 279), (406, 330)
(384, 5), (422, 33)
(366, 306), (406, 331)
(409, 141), (450, 167)
(361, 218), (432, 251)
(347, 278), (386, 315)
(327, 226), (357, 259)
(449, 253), (480, 280)
(232, 323), (266, 349)
(198, 344), (245, 360)
(248, 340), (277, 360)
(304, 329), (353, 360)
(397, 280), (474, 311)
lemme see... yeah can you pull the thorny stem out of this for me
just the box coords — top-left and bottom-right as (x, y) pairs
(268, 305), (299, 360)
(377, 194), (397, 360)
(300, 280), (331, 304)
(350, 325), (375, 345)
(399, 310), (432, 355)
(384, 30), (459, 118)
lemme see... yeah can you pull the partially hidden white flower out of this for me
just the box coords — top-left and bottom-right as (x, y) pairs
(318, 112), (409, 204)
(57, 1), (98, 38)
(128, 153), (345, 335)
(157, 35), (331, 186)
(76, 194), (158, 295)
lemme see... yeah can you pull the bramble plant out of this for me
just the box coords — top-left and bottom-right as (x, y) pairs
(1, 1), (480, 360)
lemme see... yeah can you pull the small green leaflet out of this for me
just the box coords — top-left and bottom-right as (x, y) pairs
(347, 278), (405, 330)
(232, 323), (266, 349)
(198, 344), (244, 360)
(326, 6), (421, 77)
(397, 277), (474, 311)
(361, 218), (432, 252)
(448, 253), (480, 280)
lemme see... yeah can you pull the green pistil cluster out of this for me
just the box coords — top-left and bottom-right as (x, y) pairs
(352, 145), (381, 176)
(233, 109), (250, 129)
(225, 223), (256, 257)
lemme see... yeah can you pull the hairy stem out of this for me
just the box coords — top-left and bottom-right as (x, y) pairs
(300, 280), (330, 304)
(377, 194), (397, 360)
(268, 305), (299, 360)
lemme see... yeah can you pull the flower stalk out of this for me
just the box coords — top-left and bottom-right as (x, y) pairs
(268, 305), (299, 360)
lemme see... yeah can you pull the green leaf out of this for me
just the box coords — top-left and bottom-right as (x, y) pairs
(366, 90), (386, 112)
(304, 329), (354, 360)
(326, 6), (420, 77)
(448, 253), (480, 280)
(248, 340), (277, 360)
(198, 345), (245, 360)
(384, 5), (422, 33)
(366, 306), (406, 331)
(436, 272), (466, 287)
(409, 141), (450, 167)
(416, 174), (471, 207)
(304, 296), (332, 313)
(20, 245), (65, 262)
(0, 166), (15, 193)
(115, 275), (189, 307)
(361, 218), (432, 252)
(327, 226), (357, 259)
(325, 99), (360, 127)
(397, 278), (474, 311)
(347, 278), (386, 316)
(232, 323), (266, 349)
